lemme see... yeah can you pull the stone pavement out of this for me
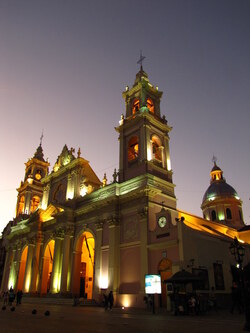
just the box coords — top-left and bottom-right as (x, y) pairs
(0, 300), (246, 333)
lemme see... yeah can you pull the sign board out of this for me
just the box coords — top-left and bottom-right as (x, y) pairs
(145, 274), (162, 294)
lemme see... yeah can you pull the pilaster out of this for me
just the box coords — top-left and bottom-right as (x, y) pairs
(93, 221), (104, 297)
(139, 208), (148, 292)
(29, 233), (43, 293)
(108, 216), (120, 293)
(50, 228), (64, 293)
(60, 226), (74, 293)
(23, 239), (35, 292)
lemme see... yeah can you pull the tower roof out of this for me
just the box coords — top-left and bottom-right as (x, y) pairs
(133, 68), (149, 86)
(33, 144), (45, 162)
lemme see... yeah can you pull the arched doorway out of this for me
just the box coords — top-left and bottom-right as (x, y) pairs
(158, 258), (172, 308)
(72, 231), (95, 299)
(17, 246), (28, 291)
(40, 240), (55, 295)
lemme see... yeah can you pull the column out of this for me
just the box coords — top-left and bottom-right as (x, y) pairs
(60, 227), (74, 294)
(50, 228), (64, 293)
(93, 221), (103, 299)
(159, 146), (165, 168)
(71, 250), (82, 296)
(29, 233), (43, 293)
(24, 191), (31, 214)
(23, 240), (35, 292)
(164, 136), (171, 171)
(16, 241), (24, 291)
(1, 247), (13, 292)
(41, 183), (50, 210)
(139, 211), (148, 293)
(108, 216), (120, 293)
(66, 173), (74, 200)
(73, 168), (81, 198)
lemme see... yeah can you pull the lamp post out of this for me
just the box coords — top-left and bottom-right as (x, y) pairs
(229, 237), (250, 331)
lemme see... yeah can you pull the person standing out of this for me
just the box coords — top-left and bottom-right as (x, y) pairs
(231, 282), (243, 314)
(108, 291), (114, 310)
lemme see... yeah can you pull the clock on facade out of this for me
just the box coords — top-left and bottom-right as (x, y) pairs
(158, 216), (167, 228)
(35, 172), (42, 180)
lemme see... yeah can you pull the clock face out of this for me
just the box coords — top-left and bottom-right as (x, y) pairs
(35, 172), (42, 180)
(158, 216), (167, 228)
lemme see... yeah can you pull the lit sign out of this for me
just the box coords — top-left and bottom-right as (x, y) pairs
(145, 274), (162, 294)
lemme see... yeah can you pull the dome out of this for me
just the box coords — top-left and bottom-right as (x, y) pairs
(202, 181), (238, 203)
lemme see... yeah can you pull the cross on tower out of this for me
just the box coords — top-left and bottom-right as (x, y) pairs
(137, 51), (146, 71)
(40, 130), (44, 146)
(212, 155), (217, 165)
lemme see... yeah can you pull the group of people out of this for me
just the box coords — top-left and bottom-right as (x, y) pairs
(103, 291), (114, 310)
(170, 288), (218, 316)
(1, 287), (23, 307)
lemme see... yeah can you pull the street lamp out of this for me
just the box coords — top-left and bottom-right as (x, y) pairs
(229, 237), (245, 269)
(229, 237), (250, 331)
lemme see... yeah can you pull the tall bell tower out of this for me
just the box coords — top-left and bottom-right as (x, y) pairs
(116, 60), (173, 184)
(16, 143), (50, 220)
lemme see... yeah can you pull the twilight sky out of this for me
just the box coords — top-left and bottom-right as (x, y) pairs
(0, 0), (250, 233)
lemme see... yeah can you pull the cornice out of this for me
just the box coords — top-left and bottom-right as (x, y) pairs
(41, 157), (88, 184)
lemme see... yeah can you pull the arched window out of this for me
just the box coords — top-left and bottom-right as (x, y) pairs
(147, 98), (154, 113)
(18, 196), (25, 215)
(151, 135), (162, 161)
(25, 168), (32, 180)
(128, 136), (139, 161)
(132, 99), (140, 114)
(211, 210), (216, 221)
(30, 195), (40, 213)
(226, 208), (232, 220)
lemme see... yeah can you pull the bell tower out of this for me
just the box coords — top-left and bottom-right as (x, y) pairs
(116, 61), (173, 184)
(16, 143), (50, 220)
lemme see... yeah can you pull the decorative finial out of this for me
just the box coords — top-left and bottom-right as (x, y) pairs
(40, 129), (44, 146)
(137, 50), (146, 71)
(102, 173), (107, 187)
(212, 155), (217, 165)
(77, 148), (81, 158)
(112, 168), (118, 183)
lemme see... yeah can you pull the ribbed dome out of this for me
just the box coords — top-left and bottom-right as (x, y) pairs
(202, 181), (238, 203)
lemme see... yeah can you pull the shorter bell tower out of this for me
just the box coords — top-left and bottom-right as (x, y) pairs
(16, 143), (50, 219)
(116, 61), (173, 184)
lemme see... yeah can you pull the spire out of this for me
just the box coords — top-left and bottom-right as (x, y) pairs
(33, 144), (45, 162)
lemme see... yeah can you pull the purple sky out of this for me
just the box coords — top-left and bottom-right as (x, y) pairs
(1, 0), (250, 233)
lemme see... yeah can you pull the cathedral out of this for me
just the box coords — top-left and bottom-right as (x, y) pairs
(1, 65), (249, 308)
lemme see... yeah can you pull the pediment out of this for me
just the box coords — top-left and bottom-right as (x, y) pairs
(40, 203), (64, 222)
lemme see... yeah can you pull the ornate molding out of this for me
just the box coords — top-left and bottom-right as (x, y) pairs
(27, 237), (36, 246)
(64, 226), (74, 237)
(36, 231), (44, 243)
(107, 215), (120, 227)
(138, 206), (148, 218)
(95, 220), (104, 231)
(53, 227), (65, 239)
(15, 240), (22, 250)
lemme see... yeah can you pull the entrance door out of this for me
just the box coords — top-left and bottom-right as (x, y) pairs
(80, 277), (85, 297)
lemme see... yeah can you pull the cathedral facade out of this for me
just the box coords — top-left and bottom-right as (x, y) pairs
(1, 67), (249, 308)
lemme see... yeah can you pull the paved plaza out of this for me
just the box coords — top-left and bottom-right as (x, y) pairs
(0, 299), (246, 333)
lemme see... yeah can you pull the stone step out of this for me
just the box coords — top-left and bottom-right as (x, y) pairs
(22, 296), (99, 307)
